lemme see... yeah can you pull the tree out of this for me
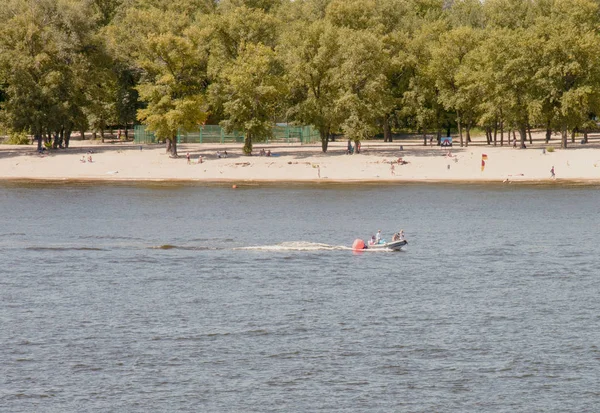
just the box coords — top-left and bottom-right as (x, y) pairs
(428, 26), (481, 147)
(220, 43), (285, 154)
(205, 2), (282, 153)
(107, 0), (211, 156)
(280, 19), (342, 152)
(529, 0), (600, 148)
(0, 0), (114, 150)
(333, 29), (390, 149)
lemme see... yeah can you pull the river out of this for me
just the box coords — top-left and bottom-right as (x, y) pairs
(1, 182), (599, 412)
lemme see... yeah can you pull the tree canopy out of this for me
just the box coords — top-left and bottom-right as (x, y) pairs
(2, 0), (600, 152)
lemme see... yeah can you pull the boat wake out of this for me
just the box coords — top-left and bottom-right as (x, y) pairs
(237, 241), (352, 252)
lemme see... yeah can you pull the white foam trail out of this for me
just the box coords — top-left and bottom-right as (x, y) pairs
(237, 241), (352, 251)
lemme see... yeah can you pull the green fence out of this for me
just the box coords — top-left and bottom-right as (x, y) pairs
(134, 125), (320, 145)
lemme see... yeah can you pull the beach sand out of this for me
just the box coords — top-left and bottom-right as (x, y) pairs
(2, 134), (600, 184)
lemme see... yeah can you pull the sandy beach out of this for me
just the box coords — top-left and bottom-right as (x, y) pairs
(2, 134), (600, 184)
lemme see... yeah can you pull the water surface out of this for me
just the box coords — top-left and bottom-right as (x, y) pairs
(1, 183), (599, 412)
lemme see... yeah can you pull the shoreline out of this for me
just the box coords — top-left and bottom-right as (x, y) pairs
(2, 177), (599, 186)
(2, 135), (600, 186)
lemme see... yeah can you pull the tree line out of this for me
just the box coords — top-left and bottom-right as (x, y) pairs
(1, 0), (599, 156)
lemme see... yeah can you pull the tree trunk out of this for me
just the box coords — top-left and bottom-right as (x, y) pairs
(584, 130), (588, 143)
(166, 138), (172, 153)
(500, 121), (504, 146)
(545, 125), (551, 144)
(354, 139), (360, 154)
(92, 131), (97, 140)
(561, 128), (568, 149)
(493, 121), (498, 146)
(457, 112), (464, 147)
(101, 128), (105, 143)
(571, 128), (576, 143)
(65, 130), (71, 148)
(80, 130), (85, 141)
(52, 132), (59, 149)
(519, 125), (527, 148)
(243, 134), (253, 155)
(465, 124), (470, 147)
(36, 134), (43, 152)
(527, 125), (533, 144)
(320, 128), (329, 153)
(437, 129), (441, 146)
(383, 116), (392, 142)
(422, 131), (427, 146)
(170, 134), (178, 157)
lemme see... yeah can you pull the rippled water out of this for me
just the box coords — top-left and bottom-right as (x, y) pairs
(1, 182), (599, 412)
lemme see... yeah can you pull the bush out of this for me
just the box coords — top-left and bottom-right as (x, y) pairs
(546, 146), (555, 153)
(6, 131), (30, 145)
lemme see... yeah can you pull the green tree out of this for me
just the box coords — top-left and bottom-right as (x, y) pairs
(280, 20), (342, 152)
(220, 43), (285, 154)
(108, 0), (211, 156)
(428, 26), (481, 147)
(0, 0), (114, 150)
(334, 29), (389, 149)
(529, 0), (600, 148)
(206, 2), (282, 153)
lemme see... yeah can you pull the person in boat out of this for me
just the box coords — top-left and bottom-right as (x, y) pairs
(392, 232), (400, 241)
(375, 230), (382, 244)
(369, 235), (376, 246)
(399, 230), (405, 240)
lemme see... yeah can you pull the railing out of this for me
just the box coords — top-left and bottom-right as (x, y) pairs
(134, 125), (320, 145)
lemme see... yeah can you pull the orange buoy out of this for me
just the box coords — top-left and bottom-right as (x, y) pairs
(352, 239), (365, 251)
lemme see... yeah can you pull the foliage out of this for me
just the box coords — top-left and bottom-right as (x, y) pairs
(220, 43), (286, 154)
(1, 0), (600, 156)
(5, 130), (30, 145)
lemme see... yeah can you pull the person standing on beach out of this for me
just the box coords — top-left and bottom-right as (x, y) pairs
(186, 152), (190, 164)
(551, 166), (555, 179)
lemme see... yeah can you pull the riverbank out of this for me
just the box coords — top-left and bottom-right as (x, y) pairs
(2, 135), (600, 184)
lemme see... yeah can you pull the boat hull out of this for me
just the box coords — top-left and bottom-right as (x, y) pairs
(367, 240), (407, 251)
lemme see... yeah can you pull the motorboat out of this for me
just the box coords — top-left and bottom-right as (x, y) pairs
(366, 239), (407, 251)
(353, 237), (408, 251)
